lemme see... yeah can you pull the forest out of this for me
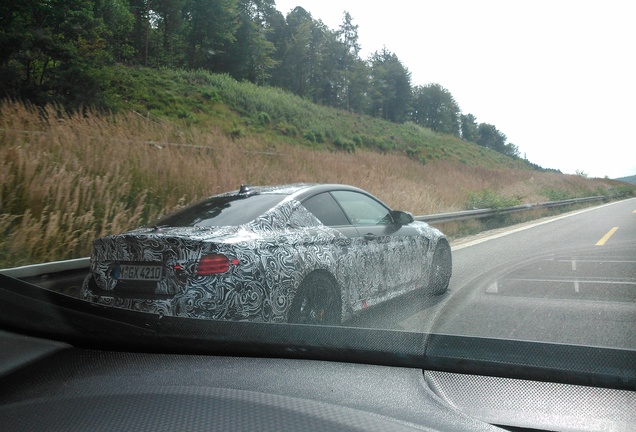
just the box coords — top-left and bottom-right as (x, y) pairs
(1, 0), (518, 158)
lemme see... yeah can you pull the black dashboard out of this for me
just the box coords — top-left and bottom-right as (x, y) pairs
(1, 273), (634, 431)
(2, 330), (635, 431)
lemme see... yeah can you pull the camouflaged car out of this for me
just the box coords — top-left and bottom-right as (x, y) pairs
(81, 184), (451, 324)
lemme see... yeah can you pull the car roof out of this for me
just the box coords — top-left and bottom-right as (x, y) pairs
(222, 183), (369, 200)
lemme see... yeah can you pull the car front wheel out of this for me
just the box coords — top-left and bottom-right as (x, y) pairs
(429, 241), (452, 295)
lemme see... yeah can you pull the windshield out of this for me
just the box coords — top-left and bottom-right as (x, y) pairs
(1, 0), (635, 405)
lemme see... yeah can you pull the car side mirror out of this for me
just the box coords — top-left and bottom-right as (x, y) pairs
(392, 210), (414, 225)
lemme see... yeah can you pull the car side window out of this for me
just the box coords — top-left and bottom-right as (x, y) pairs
(302, 193), (351, 226)
(330, 191), (392, 226)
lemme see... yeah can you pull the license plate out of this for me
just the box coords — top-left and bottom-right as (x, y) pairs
(116, 264), (163, 281)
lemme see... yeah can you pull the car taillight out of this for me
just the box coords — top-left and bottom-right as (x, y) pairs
(196, 254), (239, 275)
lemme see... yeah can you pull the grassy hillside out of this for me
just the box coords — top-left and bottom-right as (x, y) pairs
(100, 66), (536, 170)
(1, 67), (634, 267)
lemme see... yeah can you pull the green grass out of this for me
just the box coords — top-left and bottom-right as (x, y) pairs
(100, 66), (536, 170)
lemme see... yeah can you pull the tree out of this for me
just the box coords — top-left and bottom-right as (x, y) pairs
(337, 11), (360, 111)
(346, 58), (371, 113)
(460, 113), (479, 142)
(276, 7), (313, 96)
(152, 0), (186, 66)
(503, 142), (520, 158)
(93, 0), (135, 63)
(265, 8), (289, 88)
(269, 8), (369, 111)
(368, 48), (412, 122)
(477, 123), (507, 153)
(220, 0), (279, 83)
(311, 27), (341, 106)
(0, 0), (113, 107)
(273, 6), (334, 103)
(412, 83), (460, 136)
(184, 0), (239, 71)
(126, 0), (150, 64)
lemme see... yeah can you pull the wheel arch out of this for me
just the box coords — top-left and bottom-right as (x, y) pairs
(287, 268), (343, 324)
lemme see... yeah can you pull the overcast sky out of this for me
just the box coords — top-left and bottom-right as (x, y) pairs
(274, 0), (635, 179)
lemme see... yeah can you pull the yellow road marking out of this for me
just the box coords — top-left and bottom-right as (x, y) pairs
(596, 227), (619, 246)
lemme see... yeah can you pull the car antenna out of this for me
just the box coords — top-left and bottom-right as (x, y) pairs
(239, 184), (251, 194)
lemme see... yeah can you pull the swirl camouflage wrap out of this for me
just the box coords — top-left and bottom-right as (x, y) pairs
(81, 184), (451, 324)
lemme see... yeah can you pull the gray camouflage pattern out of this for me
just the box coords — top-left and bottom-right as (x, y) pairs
(81, 188), (447, 323)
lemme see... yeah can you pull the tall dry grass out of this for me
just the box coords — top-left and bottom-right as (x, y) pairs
(0, 102), (624, 266)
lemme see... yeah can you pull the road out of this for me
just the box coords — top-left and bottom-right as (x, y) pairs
(350, 198), (636, 350)
(10, 198), (636, 350)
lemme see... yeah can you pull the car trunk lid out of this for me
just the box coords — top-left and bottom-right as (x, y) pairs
(90, 226), (239, 296)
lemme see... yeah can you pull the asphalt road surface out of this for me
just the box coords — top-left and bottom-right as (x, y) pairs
(351, 198), (636, 350)
(12, 198), (636, 351)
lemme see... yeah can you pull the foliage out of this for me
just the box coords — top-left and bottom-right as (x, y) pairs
(333, 137), (356, 153)
(0, 0), (533, 162)
(0, 0), (120, 108)
(575, 169), (589, 178)
(466, 189), (522, 210)
(460, 114), (479, 143)
(412, 84), (460, 136)
(184, 0), (239, 70)
(608, 185), (636, 198)
(368, 48), (412, 123)
(542, 188), (575, 201)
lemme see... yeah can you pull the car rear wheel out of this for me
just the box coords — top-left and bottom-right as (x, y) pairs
(429, 241), (452, 295)
(288, 272), (341, 325)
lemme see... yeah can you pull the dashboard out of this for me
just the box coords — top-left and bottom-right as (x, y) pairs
(1, 328), (634, 431)
(0, 273), (634, 431)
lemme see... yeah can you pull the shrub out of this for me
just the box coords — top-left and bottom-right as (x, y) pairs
(229, 124), (246, 140)
(333, 137), (356, 153)
(257, 112), (271, 125)
(542, 188), (572, 201)
(276, 121), (298, 137)
(466, 189), (521, 210)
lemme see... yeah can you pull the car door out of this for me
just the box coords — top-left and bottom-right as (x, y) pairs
(301, 192), (373, 311)
(329, 191), (421, 304)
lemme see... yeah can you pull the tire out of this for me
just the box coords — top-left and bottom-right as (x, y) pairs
(429, 240), (452, 295)
(288, 272), (341, 325)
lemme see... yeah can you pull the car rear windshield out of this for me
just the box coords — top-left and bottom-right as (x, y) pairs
(150, 194), (287, 227)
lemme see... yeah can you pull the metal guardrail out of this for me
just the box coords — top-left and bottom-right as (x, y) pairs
(1, 258), (90, 278)
(416, 196), (607, 223)
(0, 196), (608, 278)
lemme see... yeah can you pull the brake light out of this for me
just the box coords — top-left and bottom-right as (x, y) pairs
(196, 254), (238, 275)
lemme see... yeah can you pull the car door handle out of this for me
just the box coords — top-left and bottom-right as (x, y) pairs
(364, 233), (377, 241)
